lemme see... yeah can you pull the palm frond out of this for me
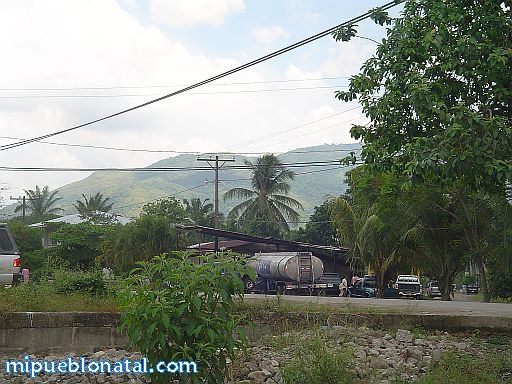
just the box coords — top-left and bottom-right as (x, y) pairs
(223, 188), (255, 202)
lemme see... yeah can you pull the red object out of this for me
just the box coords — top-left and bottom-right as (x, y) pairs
(13, 258), (20, 268)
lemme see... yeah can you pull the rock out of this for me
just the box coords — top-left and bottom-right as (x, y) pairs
(396, 329), (413, 343)
(432, 348), (442, 364)
(238, 381), (251, 384)
(354, 349), (367, 359)
(368, 348), (380, 356)
(248, 370), (271, 383)
(370, 356), (388, 369)
(420, 356), (431, 368)
(270, 359), (279, 367)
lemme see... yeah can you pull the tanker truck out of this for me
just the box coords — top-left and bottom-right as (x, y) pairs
(242, 252), (340, 296)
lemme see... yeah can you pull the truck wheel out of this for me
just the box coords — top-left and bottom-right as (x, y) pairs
(243, 277), (255, 291)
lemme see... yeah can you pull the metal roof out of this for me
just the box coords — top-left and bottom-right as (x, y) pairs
(29, 212), (132, 227)
(177, 225), (349, 253)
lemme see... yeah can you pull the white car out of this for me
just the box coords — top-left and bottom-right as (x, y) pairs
(396, 275), (422, 299)
(0, 224), (21, 284)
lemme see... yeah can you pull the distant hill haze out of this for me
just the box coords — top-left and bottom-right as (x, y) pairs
(2, 143), (361, 223)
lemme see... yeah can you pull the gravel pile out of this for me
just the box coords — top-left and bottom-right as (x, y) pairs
(0, 327), (504, 383)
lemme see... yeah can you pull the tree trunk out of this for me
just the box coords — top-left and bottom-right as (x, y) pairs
(440, 276), (452, 301)
(474, 256), (490, 303)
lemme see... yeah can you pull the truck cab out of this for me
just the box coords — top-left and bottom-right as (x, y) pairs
(347, 275), (377, 298)
(0, 224), (21, 285)
(396, 275), (421, 299)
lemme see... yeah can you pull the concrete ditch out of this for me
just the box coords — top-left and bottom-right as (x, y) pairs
(0, 308), (510, 355)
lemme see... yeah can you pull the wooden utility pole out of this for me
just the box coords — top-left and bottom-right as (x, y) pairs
(197, 155), (235, 253)
(10, 196), (26, 222)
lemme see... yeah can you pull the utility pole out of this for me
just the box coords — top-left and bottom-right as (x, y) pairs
(10, 196), (26, 222)
(197, 155), (235, 253)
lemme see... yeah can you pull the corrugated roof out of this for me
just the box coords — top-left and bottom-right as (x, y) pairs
(30, 212), (132, 227)
(177, 225), (349, 253)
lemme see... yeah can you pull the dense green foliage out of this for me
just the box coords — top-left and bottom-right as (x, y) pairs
(331, 166), (512, 301)
(52, 269), (108, 296)
(291, 200), (338, 246)
(141, 196), (187, 221)
(336, 1), (512, 193)
(415, 351), (512, 384)
(489, 271), (512, 302)
(224, 154), (303, 232)
(50, 223), (106, 269)
(7, 220), (42, 254)
(100, 215), (184, 273)
(119, 251), (254, 384)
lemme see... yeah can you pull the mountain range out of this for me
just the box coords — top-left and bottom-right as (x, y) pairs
(2, 143), (361, 223)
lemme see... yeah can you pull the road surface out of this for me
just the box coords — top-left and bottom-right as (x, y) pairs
(244, 293), (512, 318)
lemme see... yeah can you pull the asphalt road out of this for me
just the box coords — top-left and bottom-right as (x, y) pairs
(244, 293), (512, 318)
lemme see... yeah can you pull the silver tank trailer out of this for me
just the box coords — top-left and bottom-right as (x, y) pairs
(248, 252), (324, 283)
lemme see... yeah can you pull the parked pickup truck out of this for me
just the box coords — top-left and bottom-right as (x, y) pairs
(396, 275), (421, 299)
(426, 280), (442, 298)
(347, 275), (377, 298)
(0, 224), (21, 285)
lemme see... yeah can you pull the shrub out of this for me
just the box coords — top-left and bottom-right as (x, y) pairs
(119, 251), (255, 384)
(53, 270), (108, 296)
(281, 334), (355, 384)
(22, 248), (70, 282)
(489, 271), (512, 302)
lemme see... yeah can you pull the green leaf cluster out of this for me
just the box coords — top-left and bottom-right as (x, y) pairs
(118, 251), (255, 384)
(336, 0), (512, 193)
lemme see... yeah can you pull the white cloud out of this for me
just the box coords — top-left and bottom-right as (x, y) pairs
(251, 26), (291, 44)
(149, 0), (245, 28)
(0, 0), (371, 206)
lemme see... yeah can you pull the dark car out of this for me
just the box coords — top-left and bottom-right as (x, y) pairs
(347, 276), (377, 298)
(462, 284), (479, 295)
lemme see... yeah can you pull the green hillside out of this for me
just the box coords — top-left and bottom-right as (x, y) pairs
(2, 143), (361, 222)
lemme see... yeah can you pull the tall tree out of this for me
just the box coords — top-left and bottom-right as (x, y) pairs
(73, 192), (113, 215)
(337, 1), (511, 192)
(182, 198), (214, 226)
(291, 200), (338, 246)
(330, 168), (415, 297)
(15, 185), (63, 222)
(141, 197), (186, 223)
(224, 154), (303, 232)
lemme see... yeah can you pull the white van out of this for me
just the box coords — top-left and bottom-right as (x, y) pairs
(0, 224), (21, 284)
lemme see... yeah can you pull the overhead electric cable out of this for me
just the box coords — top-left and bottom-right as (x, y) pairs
(0, 85), (348, 99)
(0, 1), (402, 152)
(0, 159), (352, 172)
(225, 106), (361, 151)
(0, 135), (361, 155)
(0, 76), (350, 92)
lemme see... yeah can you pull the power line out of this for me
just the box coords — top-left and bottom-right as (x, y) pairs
(0, 159), (363, 173)
(0, 1), (402, 152)
(115, 183), (208, 211)
(114, 162), (363, 213)
(0, 104), (361, 154)
(0, 135), (361, 155)
(0, 160), (346, 173)
(225, 106), (361, 151)
(0, 85), (348, 99)
(0, 76), (351, 92)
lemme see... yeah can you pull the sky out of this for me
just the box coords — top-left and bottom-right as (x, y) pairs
(0, 0), (402, 205)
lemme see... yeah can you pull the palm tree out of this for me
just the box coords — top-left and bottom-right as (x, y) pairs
(182, 198), (214, 226)
(15, 185), (63, 221)
(224, 154), (303, 232)
(330, 197), (415, 298)
(73, 192), (113, 215)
